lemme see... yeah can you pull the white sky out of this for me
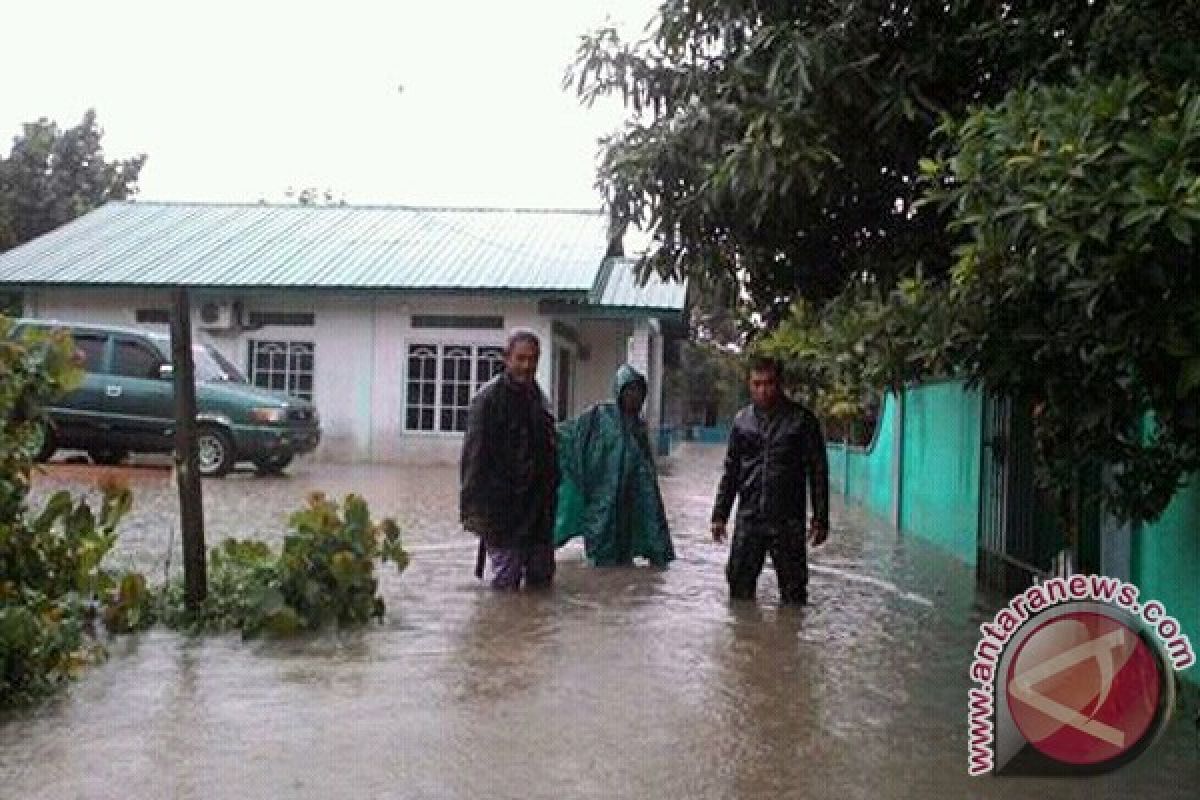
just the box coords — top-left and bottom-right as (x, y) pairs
(0, 0), (658, 210)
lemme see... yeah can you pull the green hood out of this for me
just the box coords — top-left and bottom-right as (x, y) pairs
(611, 364), (647, 405)
(554, 361), (674, 565)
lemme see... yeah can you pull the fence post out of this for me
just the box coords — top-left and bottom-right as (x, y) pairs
(842, 434), (850, 498)
(891, 390), (905, 530)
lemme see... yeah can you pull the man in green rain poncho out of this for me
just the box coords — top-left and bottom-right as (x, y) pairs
(553, 364), (675, 568)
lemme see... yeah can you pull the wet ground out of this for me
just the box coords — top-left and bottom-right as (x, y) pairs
(2, 445), (1197, 799)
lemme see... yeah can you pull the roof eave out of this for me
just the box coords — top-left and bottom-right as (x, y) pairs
(3, 281), (593, 297)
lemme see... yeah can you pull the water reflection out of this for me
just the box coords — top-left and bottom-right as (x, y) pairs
(2, 447), (1196, 799)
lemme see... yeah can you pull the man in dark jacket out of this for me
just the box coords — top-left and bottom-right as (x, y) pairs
(460, 329), (558, 590)
(710, 357), (829, 605)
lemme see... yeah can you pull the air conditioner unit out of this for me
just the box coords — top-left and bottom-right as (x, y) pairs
(198, 300), (236, 331)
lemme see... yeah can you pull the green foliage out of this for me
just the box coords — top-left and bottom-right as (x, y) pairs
(0, 319), (84, 506)
(161, 493), (408, 638)
(0, 318), (144, 706)
(582, 2), (1200, 532)
(667, 341), (744, 426)
(282, 186), (345, 206)
(767, 72), (1200, 527)
(0, 601), (94, 705)
(0, 109), (146, 252)
(101, 572), (157, 635)
(569, 1), (1183, 327)
(916, 75), (1200, 526)
(0, 319), (411, 705)
(756, 278), (944, 436)
(756, 298), (872, 426)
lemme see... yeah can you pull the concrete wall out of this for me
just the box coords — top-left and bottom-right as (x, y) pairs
(1133, 474), (1200, 686)
(899, 383), (983, 565)
(621, 318), (663, 430)
(840, 392), (897, 523)
(368, 294), (547, 465)
(647, 321), (664, 432)
(573, 319), (630, 413)
(25, 288), (666, 464)
(829, 384), (982, 565)
(829, 382), (1195, 692)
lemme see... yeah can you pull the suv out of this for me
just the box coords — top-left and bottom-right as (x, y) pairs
(14, 319), (321, 477)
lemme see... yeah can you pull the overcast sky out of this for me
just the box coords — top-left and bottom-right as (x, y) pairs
(0, 0), (658, 210)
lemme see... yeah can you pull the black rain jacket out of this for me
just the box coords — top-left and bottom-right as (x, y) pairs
(712, 399), (830, 530)
(460, 371), (558, 548)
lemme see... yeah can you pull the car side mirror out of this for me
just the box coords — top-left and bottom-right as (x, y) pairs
(158, 363), (175, 381)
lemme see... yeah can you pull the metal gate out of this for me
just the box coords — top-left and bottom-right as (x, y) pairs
(977, 394), (1062, 596)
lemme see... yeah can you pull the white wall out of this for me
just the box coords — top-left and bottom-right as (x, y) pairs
(28, 288), (368, 461)
(647, 320), (664, 432)
(367, 294), (545, 465)
(574, 319), (629, 413)
(621, 318), (664, 430)
(27, 287), (164, 328)
(549, 335), (578, 420)
(26, 288), (665, 462)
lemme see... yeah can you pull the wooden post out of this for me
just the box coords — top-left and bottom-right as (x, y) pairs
(170, 288), (207, 608)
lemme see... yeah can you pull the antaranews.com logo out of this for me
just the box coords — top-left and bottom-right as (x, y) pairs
(968, 575), (1195, 776)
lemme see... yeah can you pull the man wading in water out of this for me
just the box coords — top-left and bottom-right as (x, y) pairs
(460, 329), (559, 590)
(710, 356), (830, 606)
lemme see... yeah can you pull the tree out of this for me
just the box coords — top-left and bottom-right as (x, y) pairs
(577, 1), (1200, 542)
(764, 6), (1200, 539)
(667, 340), (744, 427)
(282, 186), (345, 206)
(916, 74), (1200, 532)
(0, 110), (146, 251)
(569, 1), (1130, 329)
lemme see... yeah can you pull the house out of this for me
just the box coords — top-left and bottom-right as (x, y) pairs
(0, 201), (687, 463)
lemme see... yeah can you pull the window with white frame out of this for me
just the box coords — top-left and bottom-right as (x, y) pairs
(247, 340), (315, 400)
(405, 343), (505, 432)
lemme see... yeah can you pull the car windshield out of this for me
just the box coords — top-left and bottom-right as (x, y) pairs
(192, 345), (247, 384)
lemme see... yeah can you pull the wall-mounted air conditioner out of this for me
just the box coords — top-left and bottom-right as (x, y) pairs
(198, 300), (237, 331)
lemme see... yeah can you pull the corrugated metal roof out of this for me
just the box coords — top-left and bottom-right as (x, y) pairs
(0, 202), (612, 292)
(594, 257), (687, 311)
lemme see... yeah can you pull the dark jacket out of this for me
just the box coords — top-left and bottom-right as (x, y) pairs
(711, 398), (830, 529)
(460, 371), (558, 547)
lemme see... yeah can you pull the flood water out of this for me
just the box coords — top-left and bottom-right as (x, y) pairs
(2, 446), (1197, 799)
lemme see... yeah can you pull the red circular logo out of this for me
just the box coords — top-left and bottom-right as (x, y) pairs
(1005, 611), (1162, 765)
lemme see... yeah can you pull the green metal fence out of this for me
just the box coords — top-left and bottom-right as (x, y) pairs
(828, 384), (981, 563)
(899, 383), (983, 565)
(1133, 475), (1200, 685)
(844, 392), (896, 522)
(827, 379), (1198, 689)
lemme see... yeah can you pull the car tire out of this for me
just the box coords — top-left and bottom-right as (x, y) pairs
(88, 448), (129, 466)
(33, 424), (57, 463)
(252, 453), (293, 475)
(195, 426), (236, 478)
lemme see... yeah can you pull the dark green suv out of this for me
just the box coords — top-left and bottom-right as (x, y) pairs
(15, 319), (321, 477)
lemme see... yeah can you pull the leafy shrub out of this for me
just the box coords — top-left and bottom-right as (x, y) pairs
(161, 493), (408, 637)
(1, 316), (412, 706)
(0, 318), (146, 706)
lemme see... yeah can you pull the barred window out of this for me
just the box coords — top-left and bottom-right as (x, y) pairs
(475, 346), (505, 390)
(248, 340), (315, 400)
(406, 344), (438, 432)
(405, 343), (505, 432)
